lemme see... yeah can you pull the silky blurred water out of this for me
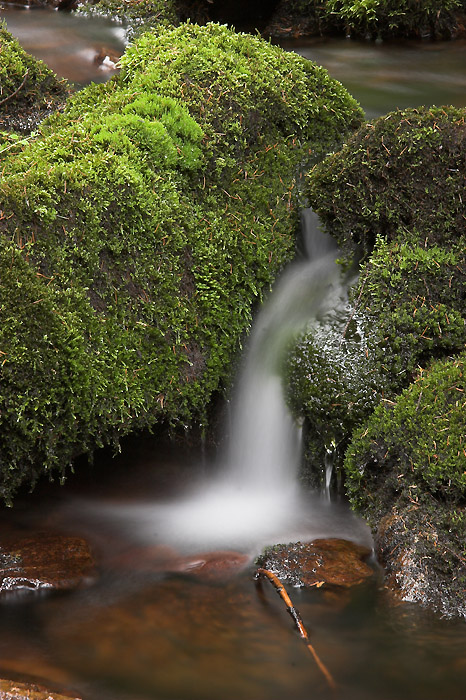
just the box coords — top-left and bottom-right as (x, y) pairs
(0, 4), (125, 84)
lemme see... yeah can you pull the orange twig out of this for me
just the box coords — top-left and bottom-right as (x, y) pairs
(255, 568), (337, 692)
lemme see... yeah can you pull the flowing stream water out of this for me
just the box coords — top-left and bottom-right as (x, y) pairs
(80, 211), (371, 555)
(1, 8), (466, 700)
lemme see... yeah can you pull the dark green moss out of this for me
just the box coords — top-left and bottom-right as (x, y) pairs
(285, 301), (383, 488)
(306, 106), (466, 259)
(324, 0), (461, 39)
(0, 23), (362, 503)
(0, 23), (70, 134)
(354, 238), (466, 397)
(344, 354), (466, 519)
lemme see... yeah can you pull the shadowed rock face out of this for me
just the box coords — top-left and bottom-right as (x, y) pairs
(205, 0), (281, 29)
(256, 538), (375, 588)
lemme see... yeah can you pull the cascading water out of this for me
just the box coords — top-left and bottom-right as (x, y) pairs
(78, 211), (372, 553)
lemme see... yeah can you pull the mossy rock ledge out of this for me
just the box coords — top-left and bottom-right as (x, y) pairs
(290, 106), (466, 617)
(0, 23), (363, 504)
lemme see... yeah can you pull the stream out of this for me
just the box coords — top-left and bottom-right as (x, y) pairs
(1, 7), (466, 700)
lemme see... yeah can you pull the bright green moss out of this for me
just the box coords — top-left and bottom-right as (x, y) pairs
(0, 23), (362, 502)
(345, 353), (466, 517)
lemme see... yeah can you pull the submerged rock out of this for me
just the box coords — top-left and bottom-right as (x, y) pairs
(0, 679), (81, 700)
(256, 538), (374, 588)
(43, 577), (324, 699)
(0, 533), (95, 594)
(108, 544), (251, 581)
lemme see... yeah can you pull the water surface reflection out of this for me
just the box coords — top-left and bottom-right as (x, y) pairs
(0, 4), (125, 84)
(283, 36), (466, 117)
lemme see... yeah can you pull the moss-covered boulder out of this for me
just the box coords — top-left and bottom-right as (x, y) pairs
(286, 312), (383, 488)
(307, 106), (466, 258)
(0, 23), (362, 503)
(303, 106), (466, 401)
(289, 105), (466, 614)
(344, 355), (466, 617)
(0, 23), (69, 134)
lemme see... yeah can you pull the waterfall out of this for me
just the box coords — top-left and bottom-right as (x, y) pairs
(79, 211), (373, 553)
(223, 210), (340, 494)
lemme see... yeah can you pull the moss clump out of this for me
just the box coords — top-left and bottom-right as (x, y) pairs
(355, 238), (466, 397)
(0, 23), (362, 503)
(324, 0), (461, 39)
(345, 354), (466, 516)
(306, 106), (466, 259)
(344, 355), (466, 617)
(0, 23), (69, 134)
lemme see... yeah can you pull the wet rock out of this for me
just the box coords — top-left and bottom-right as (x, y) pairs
(0, 678), (81, 700)
(256, 538), (374, 588)
(108, 544), (251, 581)
(178, 550), (251, 580)
(93, 48), (121, 72)
(0, 533), (95, 594)
(376, 504), (466, 619)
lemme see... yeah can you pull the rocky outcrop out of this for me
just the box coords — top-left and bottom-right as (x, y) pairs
(292, 106), (466, 617)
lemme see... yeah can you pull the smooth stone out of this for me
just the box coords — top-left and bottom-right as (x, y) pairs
(0, 532), (95, 594)
(107, 544), (251, 581)
(0, 678), (81, 700)
(256, 538), (374, 588)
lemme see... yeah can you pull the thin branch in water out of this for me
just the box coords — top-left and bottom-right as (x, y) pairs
(255, 567), (337, 692)
(0, 69), (30, 107)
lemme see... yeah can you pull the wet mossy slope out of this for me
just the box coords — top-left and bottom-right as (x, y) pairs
(0, 23), (363, 503)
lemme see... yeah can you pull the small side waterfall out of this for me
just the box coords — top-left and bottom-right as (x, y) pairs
(223, 210), (340, 495)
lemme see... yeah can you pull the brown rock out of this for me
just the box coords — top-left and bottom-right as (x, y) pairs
(0, 678), (81, 700)
(177, 550), (251, 580)
(256, 538), (374, 588)
(0, 533), (95, 594)
(108, 544), (251, 581)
